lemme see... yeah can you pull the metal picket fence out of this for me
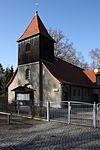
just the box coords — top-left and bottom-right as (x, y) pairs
(97, 103), (100, 127)
(47, 101), (99, 128)
(0, 100), (47, 125)
(1, 99), (100, 128)
(8, 101), (47, 119)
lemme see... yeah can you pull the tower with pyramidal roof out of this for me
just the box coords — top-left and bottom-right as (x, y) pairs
(17, 11), (55, 65)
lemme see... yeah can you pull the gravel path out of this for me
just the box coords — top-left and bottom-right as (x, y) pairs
(0, 119), (100, 150)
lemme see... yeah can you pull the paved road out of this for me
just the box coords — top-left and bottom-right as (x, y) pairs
(0, 119), (100, 150)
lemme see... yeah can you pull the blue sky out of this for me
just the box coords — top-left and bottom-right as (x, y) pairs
(0, 0), (100, 70)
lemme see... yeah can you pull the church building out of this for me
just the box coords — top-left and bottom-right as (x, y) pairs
(7, 12), (100, 106)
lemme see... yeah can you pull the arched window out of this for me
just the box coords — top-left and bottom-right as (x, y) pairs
(26, 43), (31, 52)
(26, 68), (30, 80)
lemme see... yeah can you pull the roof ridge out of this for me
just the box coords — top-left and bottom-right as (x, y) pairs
(6, 68), (18, 87)
(36, 14), (40, 33)
(37, 15), (53, 40)
(43, 62), (60, 83)
(55, 57), (84, 71)
(18, 16), (36, 40)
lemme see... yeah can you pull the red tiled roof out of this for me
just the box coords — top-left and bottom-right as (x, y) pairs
(17, 13), (53, 41)
(84, 70), (96, 83)
(7, 58), (100, 88)
(43, 58), (97, 87)
(84, 69), (100, 84)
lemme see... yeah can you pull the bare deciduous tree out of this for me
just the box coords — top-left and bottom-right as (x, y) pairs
(49, 27), (77, 62)
(49, 27), (89, 70)
(89, 48), (100, 69)
(77, 52), (89, 70)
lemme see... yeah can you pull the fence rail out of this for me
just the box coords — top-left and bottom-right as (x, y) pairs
(48, 101), (100, 128)
(0, 99), (100, 128)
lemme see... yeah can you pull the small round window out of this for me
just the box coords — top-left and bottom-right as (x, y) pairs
(26, 43), (31, 52)
(26, 68), (30, 80)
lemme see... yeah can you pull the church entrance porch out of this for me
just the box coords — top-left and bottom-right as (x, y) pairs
(12, 86), (35, 116)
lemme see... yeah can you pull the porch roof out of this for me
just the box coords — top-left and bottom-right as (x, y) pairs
(12, 86), (35, 93)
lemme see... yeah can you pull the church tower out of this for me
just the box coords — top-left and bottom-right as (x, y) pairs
(16, 11), (55, 103)
(17, 11), (55, 65)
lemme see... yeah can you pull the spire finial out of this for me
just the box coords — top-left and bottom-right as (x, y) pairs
(35, 10), (38, 15)
(35, 2), (39, 15)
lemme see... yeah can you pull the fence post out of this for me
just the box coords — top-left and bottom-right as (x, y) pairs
(68, 102), (71, 124)
(93, 102), (97, 128)
(17, 101), (20, 115)
(8, 114), (10, 125)
(47, 101), (50, 121)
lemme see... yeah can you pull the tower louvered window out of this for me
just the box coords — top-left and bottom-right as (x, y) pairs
(26, 43), (31, 52)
